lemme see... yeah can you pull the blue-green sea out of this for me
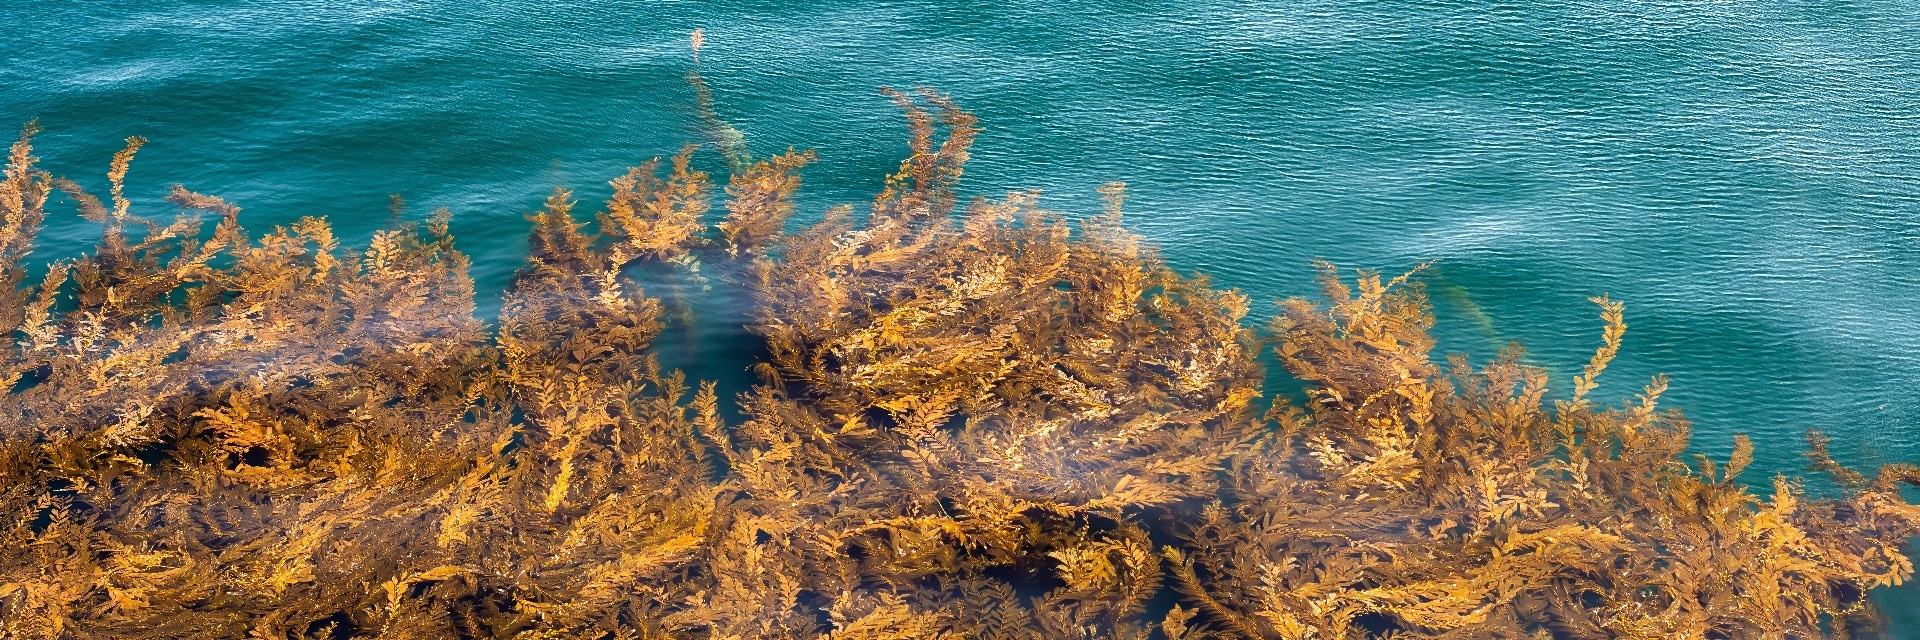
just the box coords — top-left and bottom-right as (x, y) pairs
(5, 0), (1919, 629)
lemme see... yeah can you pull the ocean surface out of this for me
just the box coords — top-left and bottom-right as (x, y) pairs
(5, 0), (1919, 629)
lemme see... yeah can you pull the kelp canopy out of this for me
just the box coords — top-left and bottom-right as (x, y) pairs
(1, 92), (1916, 640)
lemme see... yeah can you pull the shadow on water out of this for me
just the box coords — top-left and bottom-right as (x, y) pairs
(630, 256), (769, 426)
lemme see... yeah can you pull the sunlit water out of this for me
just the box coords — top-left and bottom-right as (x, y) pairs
(5, 0), (1919, 629)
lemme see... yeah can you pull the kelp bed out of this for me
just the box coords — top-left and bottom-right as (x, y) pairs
(1, 92), (1917, 640)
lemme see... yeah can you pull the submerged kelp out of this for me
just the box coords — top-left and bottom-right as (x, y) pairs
(0, 93), (1916, 639)
(1179, 273), (1920, 639)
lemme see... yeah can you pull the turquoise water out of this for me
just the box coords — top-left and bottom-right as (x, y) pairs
(6, 0), (1920, 629)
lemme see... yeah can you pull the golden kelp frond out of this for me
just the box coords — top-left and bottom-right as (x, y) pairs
(0, 135), (733, 638)
(601, 144), (711, 264)
(717, 149), (815, 257)
(0, 122), (51, 342)
(1176, 268), (1920, 639)
(1271, 261), (1438, 452)
(0, 167), (503, 638)
(872, 87), (976, 221)
(490, 164), (738, 637)
(503, 188), (665, 402)
(743, 104), (1258, 634)
(2, 93), (1917, 640)
(672, 385), (902, 637)
(48, 138), (246, 331)
(756, 180), (1262, 506)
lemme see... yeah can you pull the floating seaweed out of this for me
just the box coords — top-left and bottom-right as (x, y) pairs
(0, 92), (1914, 639)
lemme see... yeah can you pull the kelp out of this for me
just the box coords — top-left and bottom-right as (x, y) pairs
(0, 91), (1915, 640)
(1175, 271), (1920, 639)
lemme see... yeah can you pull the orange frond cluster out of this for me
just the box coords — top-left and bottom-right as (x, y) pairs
(0, 96), (1913, 639)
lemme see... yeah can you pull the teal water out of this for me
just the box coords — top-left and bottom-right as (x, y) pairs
(5, 0), (1920, 629)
